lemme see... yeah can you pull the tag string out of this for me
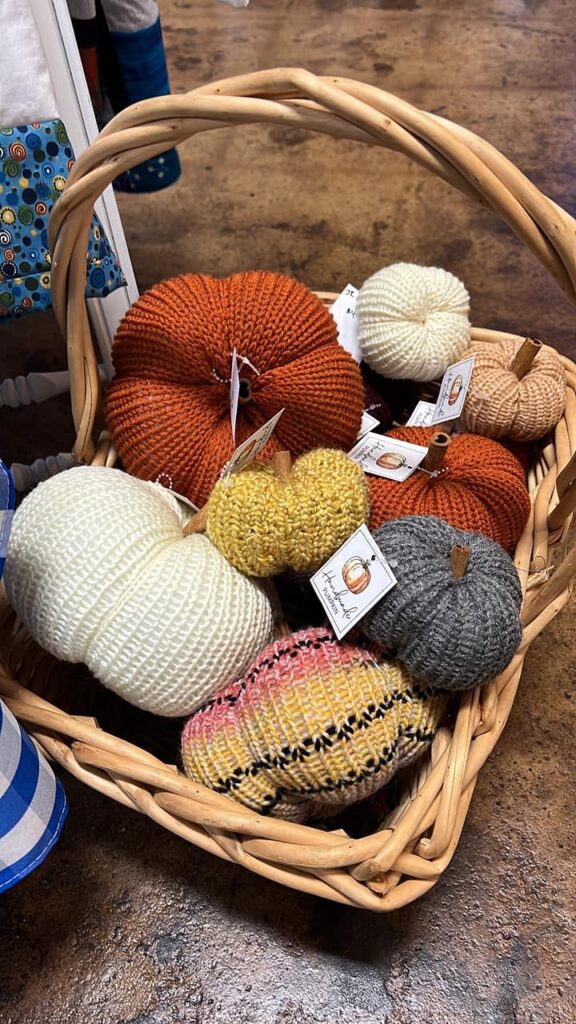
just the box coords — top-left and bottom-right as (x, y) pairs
(237, 353), (260, 376)
(213, 353), (261, 386)
(416, 466), (447, 478)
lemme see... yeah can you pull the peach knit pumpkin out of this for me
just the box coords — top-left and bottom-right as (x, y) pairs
(460, 338), (565, 441)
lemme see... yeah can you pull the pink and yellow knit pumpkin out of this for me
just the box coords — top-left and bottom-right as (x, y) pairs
(181, 627), (446, 823)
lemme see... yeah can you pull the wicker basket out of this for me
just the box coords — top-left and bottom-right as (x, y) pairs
(2, 69), (576, 912)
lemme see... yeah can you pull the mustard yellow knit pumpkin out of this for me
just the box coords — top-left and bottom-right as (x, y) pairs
(206, 448), (370, 576)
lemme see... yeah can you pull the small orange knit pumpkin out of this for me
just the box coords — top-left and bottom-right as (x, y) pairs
(369, 426), (530, 552)
(106, 271), (363, 506)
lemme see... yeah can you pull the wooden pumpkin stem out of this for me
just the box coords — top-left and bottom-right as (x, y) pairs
(272, 450), (292, 484)
(511, 337), (542, 379)
(450, 544), (470, 579)
(422, 431), (451, 472)
(182, 503), (208, 537)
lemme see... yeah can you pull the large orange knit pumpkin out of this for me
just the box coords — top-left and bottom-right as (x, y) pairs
(369, 426), (530, 552)
(106, 271), (364, 506)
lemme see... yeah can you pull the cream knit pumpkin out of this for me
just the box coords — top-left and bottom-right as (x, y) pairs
(4, 467), (274, 716)
(357, 263), (471, 382)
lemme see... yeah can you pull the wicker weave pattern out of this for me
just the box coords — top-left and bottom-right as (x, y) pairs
(2, 69), (576, 911)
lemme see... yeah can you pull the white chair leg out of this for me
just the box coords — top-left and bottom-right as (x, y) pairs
(0, 366), (107, 408)
(10, 454), (78, 492)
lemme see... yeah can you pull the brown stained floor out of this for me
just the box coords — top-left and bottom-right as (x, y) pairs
(1, 1), (576, 1022)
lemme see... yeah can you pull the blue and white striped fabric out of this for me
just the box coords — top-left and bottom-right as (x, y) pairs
(0, 700), (68, 893)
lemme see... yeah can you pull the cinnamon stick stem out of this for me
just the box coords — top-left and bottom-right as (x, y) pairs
(511, 338), (542, 379)
(421, 432), (451, 472)
(450, 545), (470, 579)
(272, 450), (292, 484)
(182, 504), (208, 536)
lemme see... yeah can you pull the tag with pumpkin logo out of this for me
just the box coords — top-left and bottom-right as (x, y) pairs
(310, 523), (397, 640)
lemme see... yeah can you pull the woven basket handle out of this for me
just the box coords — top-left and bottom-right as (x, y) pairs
(48, 68), (576, 461)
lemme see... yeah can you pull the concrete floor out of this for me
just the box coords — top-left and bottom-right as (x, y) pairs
(1, 1), (576, 1021)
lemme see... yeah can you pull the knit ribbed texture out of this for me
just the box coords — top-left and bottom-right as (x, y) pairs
(5, 467), (274, 717)
(461, 338), (566, 440)
(357, 263), (470, 382)
(206, 449), (370, 576)
(363, 516), (523, 691)
(106, 271), (364, 507)
(181, 627), (446, 822)
(369, 426), (530, 553)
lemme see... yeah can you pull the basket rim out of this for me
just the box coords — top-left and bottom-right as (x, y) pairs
(47, 68), (576, 463)
(5, 68), (576, 909)
(2, 330), (576, 911)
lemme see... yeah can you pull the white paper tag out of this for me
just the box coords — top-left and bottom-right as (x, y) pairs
(310, 523), (397, 640)
(172, 492), (199, 512)
(357, 410), (380, 439)
(230, 348), (240, 443)
(221, 409), (284, 479)
(430, 354), (476, 425)
(154, 473), (199, 512)
(348, 432), (428, 482)
(329, 284), (361, 363)
(406, 400), (436, 427)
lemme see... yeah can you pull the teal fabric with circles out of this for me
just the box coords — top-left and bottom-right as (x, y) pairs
(0, 118), (124, 320)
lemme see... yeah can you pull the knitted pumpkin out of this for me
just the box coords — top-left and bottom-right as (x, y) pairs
(206, 448), (370, 576)
(4, 467), (274, 717)
(181, 627), (447, 822)
(368, 426), (530, 552)
(106, 271), (364, 507)
(461, 337), (566, 440)
(363, 516), (523, 690)
(357, 263), (470, 382)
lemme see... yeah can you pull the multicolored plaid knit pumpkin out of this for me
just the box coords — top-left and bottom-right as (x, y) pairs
(181, 627), (447, 823)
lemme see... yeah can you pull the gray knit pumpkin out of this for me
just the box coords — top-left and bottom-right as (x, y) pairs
(362, 515), (522, 691)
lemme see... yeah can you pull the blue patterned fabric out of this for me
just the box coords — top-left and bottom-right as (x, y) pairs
(0, 119), (124, 320)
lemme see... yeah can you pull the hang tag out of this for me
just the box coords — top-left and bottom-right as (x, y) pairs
(430, 354), (476, 425)
(0, 460), (15, 579)
(221, 409), (285, 479)
(406, 400), (436, 427)
(329, 284), (361, 363)
(230, 348), (240, 443)
(154, 473), (199, 512)
(310, 524), (397, 640)
(357, 410), (380, 439)
(348, 432), (428, 482)
(172, 492), (199, 512)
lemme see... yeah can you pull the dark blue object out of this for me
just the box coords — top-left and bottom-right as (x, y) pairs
(0, 461), (14, 580)
(110, 17), (181, 193)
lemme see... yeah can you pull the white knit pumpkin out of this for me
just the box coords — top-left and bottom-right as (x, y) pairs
(357, 263), (471, 382)
(5, 467), (274, 716)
